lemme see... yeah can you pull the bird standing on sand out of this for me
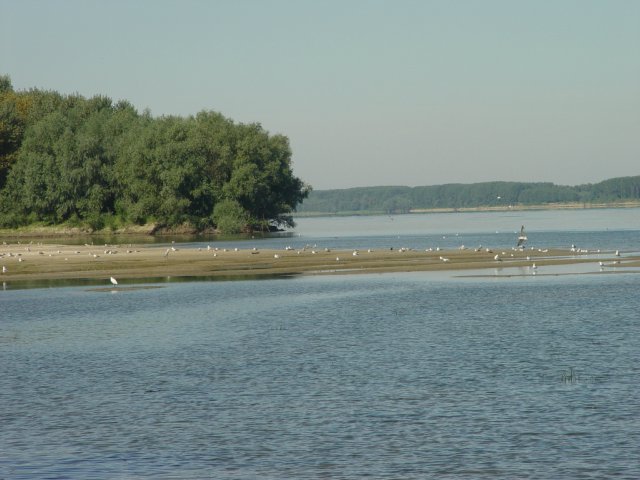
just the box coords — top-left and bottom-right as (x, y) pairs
(1, 265), (7, 274)
(110, 276), (118, 286)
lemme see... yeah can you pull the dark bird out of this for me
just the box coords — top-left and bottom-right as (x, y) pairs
(517, 225), (528, 247)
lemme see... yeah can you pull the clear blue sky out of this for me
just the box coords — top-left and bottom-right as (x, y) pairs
(2, 0), (638, 190)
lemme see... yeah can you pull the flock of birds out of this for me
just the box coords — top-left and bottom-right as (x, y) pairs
(0, 226), (632, 287)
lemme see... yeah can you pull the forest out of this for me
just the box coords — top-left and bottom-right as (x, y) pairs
(0, 75), (310, 233)
(298, 177), (640, 214)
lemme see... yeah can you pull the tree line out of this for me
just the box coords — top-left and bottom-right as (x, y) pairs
(0, 75), (310, 233)
(298, 177), (640, 214)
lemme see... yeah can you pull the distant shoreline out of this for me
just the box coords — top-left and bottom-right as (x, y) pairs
(410, 200), (640, 214)
(2, 201), (640, 238)
(295, 201), (640, 217)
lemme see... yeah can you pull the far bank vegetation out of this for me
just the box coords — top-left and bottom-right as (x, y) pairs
(298, 177), (640, 215)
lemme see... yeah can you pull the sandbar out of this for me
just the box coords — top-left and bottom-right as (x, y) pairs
(2, 241), (638, 287)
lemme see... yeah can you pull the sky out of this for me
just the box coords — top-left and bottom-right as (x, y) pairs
(1, 0), (639, 190)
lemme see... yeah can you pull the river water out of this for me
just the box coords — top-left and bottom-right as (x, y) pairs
(2, 209), (640, 479)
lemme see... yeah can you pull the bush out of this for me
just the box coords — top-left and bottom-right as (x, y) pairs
(212, 199), (249, 234)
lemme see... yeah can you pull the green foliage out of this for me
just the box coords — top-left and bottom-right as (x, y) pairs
(0, 75), (12, 94)
(212, 199), (249, 234)
(0, 75), (310, 231)
(299, 177), (640, 214)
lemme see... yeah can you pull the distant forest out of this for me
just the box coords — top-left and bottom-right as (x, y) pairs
(298, 176), (640, 214)
(0, 75), (310, 233)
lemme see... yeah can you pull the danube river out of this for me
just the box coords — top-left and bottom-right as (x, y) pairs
(2, 209), (639, 478)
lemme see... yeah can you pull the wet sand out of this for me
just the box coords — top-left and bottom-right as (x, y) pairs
(2, 241), (638, 285)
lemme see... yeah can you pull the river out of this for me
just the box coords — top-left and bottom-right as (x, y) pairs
(1, 208), (639, 478)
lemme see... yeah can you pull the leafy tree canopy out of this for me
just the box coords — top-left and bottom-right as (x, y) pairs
(0, 75), (310, 232)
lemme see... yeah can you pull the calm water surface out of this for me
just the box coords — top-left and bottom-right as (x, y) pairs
(2, 210), (640, 478)
(211, 208), (640, 253)
(2, 271), (640, 479)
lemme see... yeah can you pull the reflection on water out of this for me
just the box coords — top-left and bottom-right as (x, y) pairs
(1, 273), (296, 291)
(0, 230), (298, 247)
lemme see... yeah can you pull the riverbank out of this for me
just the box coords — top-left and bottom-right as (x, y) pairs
(2, 242), (639, 287)
(293, 201), (640, 217)
(0, 222), (212, 239)
(3, 202), (640, 237)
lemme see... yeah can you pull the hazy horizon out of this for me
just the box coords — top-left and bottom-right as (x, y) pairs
(2, 0), (638, 190)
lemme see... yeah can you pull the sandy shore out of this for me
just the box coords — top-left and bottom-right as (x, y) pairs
(2, 241), (639, 286)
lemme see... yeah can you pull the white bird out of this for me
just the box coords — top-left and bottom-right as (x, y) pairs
(531, 263), (537, 270)
(494, 254), (501, 261)
(274, 254), (280, 259)
(110, 276), (118, 286)
(2, 265), (7, 274)
(615, 250), (620, 257)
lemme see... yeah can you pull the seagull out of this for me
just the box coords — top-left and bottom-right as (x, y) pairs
(110, 276), (118, 286)
(2, 265), (7, 274)
(517, 225), (527, 247)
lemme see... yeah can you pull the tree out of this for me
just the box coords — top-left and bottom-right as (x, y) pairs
(0, 83), (311, 231)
